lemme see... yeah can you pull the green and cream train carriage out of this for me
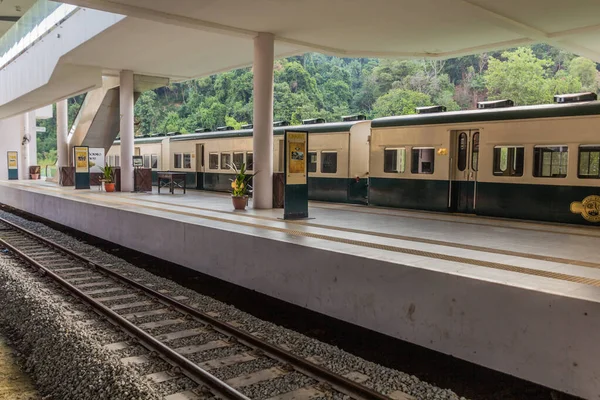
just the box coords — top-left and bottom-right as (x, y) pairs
(369, 95), (600, 225)
(108, 118), (371, 204)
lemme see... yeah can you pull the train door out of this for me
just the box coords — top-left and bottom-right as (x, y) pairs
(195, 143), (204, 190)
(450, 130), (479, 213)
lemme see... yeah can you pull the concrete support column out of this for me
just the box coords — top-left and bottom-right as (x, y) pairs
(20, 112), (31, 179)
(252, 33), (275, 209)
(120, 70), (134, 192)
(56, 99), (68, 167)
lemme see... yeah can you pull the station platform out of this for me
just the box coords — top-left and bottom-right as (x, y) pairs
(0, 179), (598, 399)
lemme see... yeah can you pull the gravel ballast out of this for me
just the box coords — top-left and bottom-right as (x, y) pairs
(0, 253), (162, 400)
(0, 209), (467, 400)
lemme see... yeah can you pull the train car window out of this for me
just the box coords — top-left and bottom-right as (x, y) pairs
(321, 151), (337, 174)
(183, 153), (192, 169)
(107, 155), (113, 167)
(221, 153), (231, 170)
(115, 155), (120, 167)
(384, 148), (406, 173)
(308, 152), (317, 173)
(472, 133), (480, 171)
(143, 155), (150, 168)
(174, 153), (183, 168)
(410, 148), (435, 174)
(578, 145), (600, 178)
(493, 146), (523, 176)
(209, 153), (219, 169)
(533, 146), (568, 178)
(233, 152), (244, 169)
(458, 133), (468, 171)
(246, 152), (253, 170)
(151, 154), (158, 169)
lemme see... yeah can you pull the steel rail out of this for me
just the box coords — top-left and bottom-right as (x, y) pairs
(0, 217), (402, 400)
(0, 235), (250, 400)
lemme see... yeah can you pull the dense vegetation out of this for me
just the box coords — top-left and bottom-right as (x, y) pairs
(37, 45), (599, 167)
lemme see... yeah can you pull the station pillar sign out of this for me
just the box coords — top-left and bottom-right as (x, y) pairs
(7, 151), (18, 180)
(74, 146), (90, 189)
(283, 130), (309, 219)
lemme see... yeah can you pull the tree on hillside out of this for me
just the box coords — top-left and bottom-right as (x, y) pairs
(569, 57), (600, 92)
(485, 47), (582, 105)
(372, 89), (432, 117)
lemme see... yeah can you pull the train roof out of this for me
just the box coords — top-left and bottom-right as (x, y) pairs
(167, 120), (367, 142)
(113, 120), (367, 145)
(371, 101), (600, 129)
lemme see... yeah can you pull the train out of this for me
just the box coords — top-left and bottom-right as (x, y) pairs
(107, 92), (600, 225)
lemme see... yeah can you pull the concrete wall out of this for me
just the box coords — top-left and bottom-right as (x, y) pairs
(0, 185), (597, 399)
(0, 116), (23, 180)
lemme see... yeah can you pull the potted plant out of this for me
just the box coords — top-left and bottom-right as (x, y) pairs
(100, 165), (115, 192)
(229, 162), (257, 210)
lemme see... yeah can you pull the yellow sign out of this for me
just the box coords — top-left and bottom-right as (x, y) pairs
(437, 148), (448, 156)
(286, 131), (307, 185)
(571, 195), (600, 222)
(7, 151), (17, 169)
(74, 147), (89, 173)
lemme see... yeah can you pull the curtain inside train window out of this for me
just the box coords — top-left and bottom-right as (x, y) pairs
(411, 147), (435, 174)
(493, 146), (523, 176)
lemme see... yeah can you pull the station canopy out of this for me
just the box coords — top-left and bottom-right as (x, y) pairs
(61, 0), (600, 81)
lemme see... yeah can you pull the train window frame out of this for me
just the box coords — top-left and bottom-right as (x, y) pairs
(115, 155), (120, 167)
(209, 153), (219, 170)
(384, 148), (406, 173)
(174, 153), (183, 169)
(471, 132), (480, 171)
(308, 152), (317, 173)
(233, 152), (244, 169)
(492, 146), (524, 177)
(246, 152), (253, 171)
(578, 145), (600, 179)
(221, 153), (232, 170)
(151, 154), (158, 169)
(457, 132), (468, 171)
(321, 151), (338, 174)
(107, 155), (113, 167)
(183, 153), (192, 169)
(143, 155), (150, 168)
(533, 145), (568, 178)
(410, 147), (435, 174)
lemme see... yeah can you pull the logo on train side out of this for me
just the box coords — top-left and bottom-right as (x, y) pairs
(570, 195), (600, 222)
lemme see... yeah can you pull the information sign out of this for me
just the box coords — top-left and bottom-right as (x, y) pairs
(7, 151), (18, 180)
(73, 146), (90, 189)
(283, 131), (309, 219)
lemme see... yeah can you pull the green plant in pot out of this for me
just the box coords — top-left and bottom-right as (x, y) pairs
(100, 165), (115, 192)
(229, 162), (257, 210)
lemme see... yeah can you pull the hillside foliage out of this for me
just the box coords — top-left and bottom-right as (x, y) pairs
(37, 45), (600, 166)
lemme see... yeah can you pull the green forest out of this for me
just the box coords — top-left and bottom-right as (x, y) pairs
(37, 45), (600, 167)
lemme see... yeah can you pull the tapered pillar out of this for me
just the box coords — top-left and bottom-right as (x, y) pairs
(252, 33), (275, 209)
(56, 99), (68, 167)
(120, 70), (134, 192)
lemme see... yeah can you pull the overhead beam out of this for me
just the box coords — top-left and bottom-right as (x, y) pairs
(0, 16), (20, 22)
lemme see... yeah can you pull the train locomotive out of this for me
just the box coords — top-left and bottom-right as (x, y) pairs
(108, 92), (600, 225)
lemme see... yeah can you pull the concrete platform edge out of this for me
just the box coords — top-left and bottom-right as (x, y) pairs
(0, 184), (597, 399)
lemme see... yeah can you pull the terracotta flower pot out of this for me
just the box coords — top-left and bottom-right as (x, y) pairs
(31, 174), (39, 180)
(104, 182), (115, 192)
(232, 195), (248, 210)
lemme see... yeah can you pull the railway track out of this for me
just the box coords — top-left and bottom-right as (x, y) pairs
(0, 216), (412, 400)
